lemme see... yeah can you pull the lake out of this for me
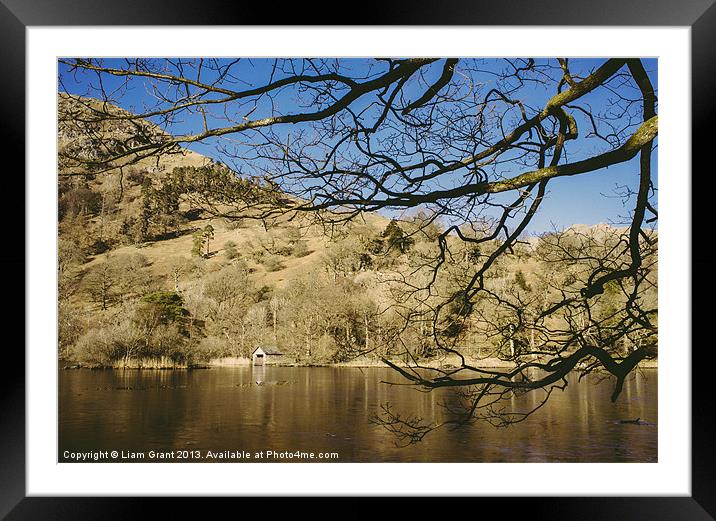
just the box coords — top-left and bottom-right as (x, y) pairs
(59, 366), (657, 463)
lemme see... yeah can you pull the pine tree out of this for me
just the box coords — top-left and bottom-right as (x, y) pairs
(381, 219), (413, 254)
(202, 225), (215, 257)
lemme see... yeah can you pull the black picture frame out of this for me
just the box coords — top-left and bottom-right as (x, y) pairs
(4, 1), (714, 518)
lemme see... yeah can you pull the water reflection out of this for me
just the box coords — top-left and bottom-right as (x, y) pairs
(253, 365), (265, 385)
(59, 367), (657, 462)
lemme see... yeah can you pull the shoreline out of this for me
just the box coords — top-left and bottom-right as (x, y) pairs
(62, 358), (659, 370)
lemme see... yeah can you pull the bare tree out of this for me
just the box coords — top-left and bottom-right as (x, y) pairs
(59, 57), (658, 441)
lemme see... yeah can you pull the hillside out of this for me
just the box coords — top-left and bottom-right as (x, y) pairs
(57, 94), (657, 371)
(57, 94), (412, 368)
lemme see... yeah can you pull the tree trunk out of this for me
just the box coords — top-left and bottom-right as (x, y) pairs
(530, 322), (535, 350)
(273, 313), (277, 344)
(364, 313), (370, 351)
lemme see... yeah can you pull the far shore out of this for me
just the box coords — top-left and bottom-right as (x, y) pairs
(63, 356), (658, 370)
(204, 355), (658, 370)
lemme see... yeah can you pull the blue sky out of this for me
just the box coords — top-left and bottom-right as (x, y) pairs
(58, 58), (657, 234)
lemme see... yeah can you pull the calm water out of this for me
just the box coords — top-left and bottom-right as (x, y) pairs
(59, 366), (657, 462)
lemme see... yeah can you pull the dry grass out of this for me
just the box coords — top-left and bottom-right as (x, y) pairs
(83, 210), (390, 292)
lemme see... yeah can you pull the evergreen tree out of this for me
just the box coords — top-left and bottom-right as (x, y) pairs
(202, 225), (215, 257)
(381, 219), (413, 254)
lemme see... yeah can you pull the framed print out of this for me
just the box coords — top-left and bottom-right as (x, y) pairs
(4, 0), (715, 518)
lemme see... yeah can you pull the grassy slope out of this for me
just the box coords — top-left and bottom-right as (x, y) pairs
(83, 213), (354, 290)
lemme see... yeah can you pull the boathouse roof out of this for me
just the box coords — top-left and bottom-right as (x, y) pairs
(252, 346), (284, 356)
